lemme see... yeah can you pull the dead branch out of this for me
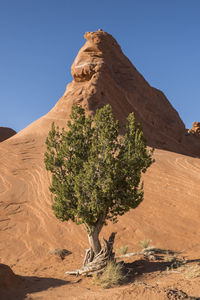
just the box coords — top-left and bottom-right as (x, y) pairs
(116, 247), (178, 259)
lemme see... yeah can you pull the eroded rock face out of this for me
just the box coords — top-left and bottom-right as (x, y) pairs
(0, 127), (16, 142)
(0, 31), (199, 156)
(47, 30), (199, 156)
(188, 122), (200, 137)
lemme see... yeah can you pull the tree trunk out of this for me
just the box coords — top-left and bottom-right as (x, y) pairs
(88, 228), (101, 256)
(66, 232), (116, 276)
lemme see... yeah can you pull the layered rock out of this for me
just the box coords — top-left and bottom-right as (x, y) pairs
(0, 127), (16, 142)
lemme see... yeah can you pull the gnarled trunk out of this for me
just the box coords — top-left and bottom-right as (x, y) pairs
(66, 232), (116, 276)
(85, 216), (105, 259)
(83, 219), (105, 265)
(65, 217), (117, 276)
(88, 228), (101, 256)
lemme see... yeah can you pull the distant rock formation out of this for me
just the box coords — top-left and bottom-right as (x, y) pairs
(188, 122), (200, 137)
(47, 30), (199, 156)
(0, 127), (16, 142)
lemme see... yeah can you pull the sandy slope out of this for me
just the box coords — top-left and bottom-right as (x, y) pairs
(1, 116), (200, 267)
(0, 129), (200, 299)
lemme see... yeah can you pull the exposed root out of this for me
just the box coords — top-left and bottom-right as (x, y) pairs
(66, 232), (116, 276)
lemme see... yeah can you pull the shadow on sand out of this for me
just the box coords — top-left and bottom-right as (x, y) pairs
(124, 257), (200, 282)
(0, 274), (77, 300)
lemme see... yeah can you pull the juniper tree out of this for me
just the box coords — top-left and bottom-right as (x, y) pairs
(44, 104), (154, 269)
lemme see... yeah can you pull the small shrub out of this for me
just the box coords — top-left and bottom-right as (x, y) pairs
(117, 245), (129, 255)
(93, 261), (125, 289)
(139, 239), (151, 249)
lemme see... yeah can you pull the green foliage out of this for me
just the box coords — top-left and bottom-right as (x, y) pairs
(44, 104), (154, 231)
(93, 261), (126, 288)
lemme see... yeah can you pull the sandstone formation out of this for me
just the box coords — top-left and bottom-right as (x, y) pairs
(0, 127), (16, 142)
(188, 122), (200, 137)
(41, 29), (199, 157)
(0, 30), (200, 299)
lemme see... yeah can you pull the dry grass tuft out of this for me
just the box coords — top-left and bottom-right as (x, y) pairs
(93, 261), (126, 289)
(139, 239), (151, 249)
(117, 245), (129, 255)
(179, 264), (200, 279)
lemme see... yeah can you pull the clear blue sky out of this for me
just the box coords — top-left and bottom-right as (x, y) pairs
(0, 0), (199, 132)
